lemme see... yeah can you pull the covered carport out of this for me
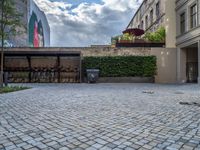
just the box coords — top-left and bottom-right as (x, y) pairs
(2, 51), (82, 83)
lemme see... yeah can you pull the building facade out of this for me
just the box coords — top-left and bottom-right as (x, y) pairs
(127, 0), (177, 48)
(5, 0), (50, 47)
(176, 0), (200, 83)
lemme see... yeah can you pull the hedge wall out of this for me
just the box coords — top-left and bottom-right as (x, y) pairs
(83, 56), (157, 77)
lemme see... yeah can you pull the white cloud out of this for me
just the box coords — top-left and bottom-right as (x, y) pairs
(34, 0), (142, 47)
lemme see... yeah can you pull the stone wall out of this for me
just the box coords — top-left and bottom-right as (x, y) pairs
(7, 47), (151, 57)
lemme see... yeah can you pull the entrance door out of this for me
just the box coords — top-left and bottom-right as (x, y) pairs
(187, 62), (198, 83)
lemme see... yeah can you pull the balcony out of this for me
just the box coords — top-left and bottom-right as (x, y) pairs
(115, 39), (165, 48)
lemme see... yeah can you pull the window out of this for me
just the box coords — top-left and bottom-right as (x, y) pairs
(145, 15), (148, 29)
(190, 4), (197, 28)
(156, 1), (160, 19)
(150, 9), (154, 24)
(180, 12), (186, 34)
(141, 20), (144, 30)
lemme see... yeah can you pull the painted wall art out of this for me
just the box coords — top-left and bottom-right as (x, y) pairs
(29, 12), (44, 47)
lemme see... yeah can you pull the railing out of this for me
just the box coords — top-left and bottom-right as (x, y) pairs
(116, 39), (165, 47)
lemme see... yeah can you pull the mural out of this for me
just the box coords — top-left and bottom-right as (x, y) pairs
(29, 12), (44, 47)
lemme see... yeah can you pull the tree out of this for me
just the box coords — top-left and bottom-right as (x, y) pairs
(0, 0), (23, 87)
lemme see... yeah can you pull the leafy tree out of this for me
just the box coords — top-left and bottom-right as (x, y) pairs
(0, 0), (23, 87)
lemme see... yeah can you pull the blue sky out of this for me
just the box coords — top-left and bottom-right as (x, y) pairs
(34, 0), (142, 47)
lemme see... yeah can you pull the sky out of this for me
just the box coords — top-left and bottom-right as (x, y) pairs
(34, 0), (143, 47)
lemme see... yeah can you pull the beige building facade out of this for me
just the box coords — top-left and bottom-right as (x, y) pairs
(176, 0), (200, 84)
(127, 0), (177, 48)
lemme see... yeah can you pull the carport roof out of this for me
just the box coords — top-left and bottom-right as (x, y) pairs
(3, 51), (81, 57)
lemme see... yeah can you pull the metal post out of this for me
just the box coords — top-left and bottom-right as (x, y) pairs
(198, 41), (200, 84)
(79, 53), (82, 83)
(27, 56), (31, 83)
(4, 72), (8, 86)
(0, 0), (5, 87)
(57, 56), (60, 83)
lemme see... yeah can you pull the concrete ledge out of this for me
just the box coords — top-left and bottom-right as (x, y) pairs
(97, 77), (154, 83)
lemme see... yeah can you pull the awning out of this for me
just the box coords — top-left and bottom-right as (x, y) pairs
(123, 28), (145, 36)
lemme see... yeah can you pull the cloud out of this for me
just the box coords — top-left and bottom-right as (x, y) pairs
(34, 0), (142, 47)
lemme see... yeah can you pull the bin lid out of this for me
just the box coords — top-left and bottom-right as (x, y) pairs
(86, 69), (99, 72)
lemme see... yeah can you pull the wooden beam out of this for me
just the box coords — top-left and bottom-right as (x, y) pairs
(57, 56), (61, 83)
(27, 56), (31, 83)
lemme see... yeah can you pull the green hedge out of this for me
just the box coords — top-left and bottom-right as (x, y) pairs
(83, 56), (157, 77)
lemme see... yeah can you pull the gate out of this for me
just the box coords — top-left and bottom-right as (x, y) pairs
(3, 51), (82, 83)
(186, 62), (198, 83)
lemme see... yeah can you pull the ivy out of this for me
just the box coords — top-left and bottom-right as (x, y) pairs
(83, 56), (157, 77)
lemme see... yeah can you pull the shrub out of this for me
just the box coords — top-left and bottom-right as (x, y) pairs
(83, 56), (157, 77)
(144, 27), (166, 42)
(0, 86), (30, 94)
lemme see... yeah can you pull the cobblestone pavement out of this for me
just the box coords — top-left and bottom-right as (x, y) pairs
(0, 83), (200, 150)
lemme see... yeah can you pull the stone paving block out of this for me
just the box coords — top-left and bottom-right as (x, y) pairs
(35, 143), (47, 149)
(142, 144), (154, 149)
(91, 143), (103, 149)
(181, 145), (194, 150)
(4, 145), (17, 150)
(85, 147), (97, 150)
(59, 147), (69, 150)
(0, 84), (200, 150)
(124, 147), (135, 150)
(46, 141), (58, 146)
(94, 138), (108, 145)
(166, 147), (179, 150)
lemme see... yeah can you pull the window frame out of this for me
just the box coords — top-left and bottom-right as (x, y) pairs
(180, 12), (186, 34)
(156, 1), (160, 19)
(150, 9), (154, 24)
(145, 15), (148, 30)
(190, 3), (197, 29)
(141, 20), (144, 30)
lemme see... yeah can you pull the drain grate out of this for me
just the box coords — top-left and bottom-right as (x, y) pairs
(174, 91), (184, 94)
(179, 102), (200, 107)
(142, 91), (154, 94)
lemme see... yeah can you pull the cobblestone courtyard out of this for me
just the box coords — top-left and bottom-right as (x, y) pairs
(0, 83), (200, 150)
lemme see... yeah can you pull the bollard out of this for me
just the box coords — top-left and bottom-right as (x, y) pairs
(4, 72), (8, 87)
